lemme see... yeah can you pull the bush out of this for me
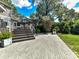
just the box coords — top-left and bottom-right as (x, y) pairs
(39, 16), (53, 33)
(35, 26), (41, 33)
(71, 25), (79, 34)
(0, 32), (12, 40)
(35, 25), (47, 33)
(0, 34), (3, 40)
(35, 28), (40, 33)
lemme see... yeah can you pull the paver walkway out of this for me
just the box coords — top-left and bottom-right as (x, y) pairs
(0, 34), (78, 59)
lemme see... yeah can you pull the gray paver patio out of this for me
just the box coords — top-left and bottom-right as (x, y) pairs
(0, 34), (78, 59)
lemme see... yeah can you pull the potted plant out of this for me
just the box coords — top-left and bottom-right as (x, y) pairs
(0, 32), (12, 47)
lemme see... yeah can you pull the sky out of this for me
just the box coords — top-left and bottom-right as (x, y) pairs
(63, 0), (79, 12)
(11, 0), (79, 17)
(11, 0), (40, 17)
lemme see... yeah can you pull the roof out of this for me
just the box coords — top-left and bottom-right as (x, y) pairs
(0, 5), (6, 12)
(0, 1), (19, 21)
(0, 1), (11, 9)
(0, 14), (10, 20)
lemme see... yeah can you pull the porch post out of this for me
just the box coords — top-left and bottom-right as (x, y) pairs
(7, 17), (11, 32)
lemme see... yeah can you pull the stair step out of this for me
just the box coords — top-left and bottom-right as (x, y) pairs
(14, 31), (30, 32)
(13, 33), (33, 36)
(12, 28), (35, 43)
(13, 35), (34, 39)
(13, 33), (32, 35)
(13, 34), (34, 37)
(13, 34), (26, 36)
(12, 37), (35, 43)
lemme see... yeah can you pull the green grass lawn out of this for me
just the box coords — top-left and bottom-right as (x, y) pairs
(59, 34), (79, 57)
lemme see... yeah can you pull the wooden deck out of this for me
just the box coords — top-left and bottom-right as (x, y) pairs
(0, 34), (78, 59)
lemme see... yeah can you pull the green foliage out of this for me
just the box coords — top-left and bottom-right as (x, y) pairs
(37, 1), (77, 33)
(71, 25), (79, 34)
(35, 0), (79, 34)
(74, 19), (79, 25)
(12, 6), (19, 17)
(39, 16), (53, 32)
(63, 23), (71, 33)
(54, 26), (60, 33)
(0, 34), (3, 40)
(55, 20), (74, 34)
(51, 22), (60, 33)
(35, 26), (41, 33)
(71, 19), (79, 34)
(0, 32), (12, 40)
(37, 0), (59, 16)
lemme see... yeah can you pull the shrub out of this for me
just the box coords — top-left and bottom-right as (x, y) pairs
(0, 34), (3, 39)
(35, 28), (40, 33)
(0, 32), (12, 40)
(71, 19), (79, 34)
(35, 26), (41, 33)
(71, 25), (79, 34)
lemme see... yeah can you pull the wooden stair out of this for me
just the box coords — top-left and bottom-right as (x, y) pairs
(12, 28), (35, 43)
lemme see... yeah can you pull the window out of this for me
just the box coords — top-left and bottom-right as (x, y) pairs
(1, 21), (7, 28)
(17, 23), (20, 26)
(14, 23), (16, 26)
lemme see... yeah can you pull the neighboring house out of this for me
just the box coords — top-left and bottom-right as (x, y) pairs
(0, 1), (18, 33)
(0, 3), (11, 32)
(0, 1), (35, 34)
(0, 1), (35, 43)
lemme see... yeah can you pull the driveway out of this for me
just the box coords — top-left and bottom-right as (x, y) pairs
(0, 34), (78, 59)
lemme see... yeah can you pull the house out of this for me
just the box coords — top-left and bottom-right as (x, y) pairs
(0, 1), (12, 33)
(0, 1), (35, 42)
(0, 1), (19, 32)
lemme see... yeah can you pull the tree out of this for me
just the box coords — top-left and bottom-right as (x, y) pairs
(11, 6), (19, 17)
(71, 19), (79, 34)
(53, 3), (76, 22)
(39, 16), (53, 32)
(36, 0), (61, 33)
(37, 0), (59, 16)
